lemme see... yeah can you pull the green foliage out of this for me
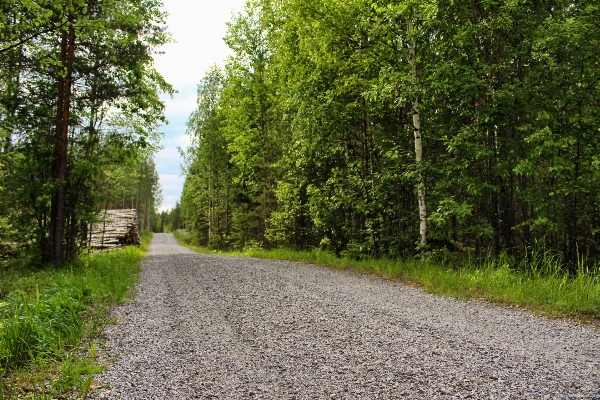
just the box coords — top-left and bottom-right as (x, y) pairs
(181, 67), (231, 248)
(180, 0), (600, 270)
(154, 202), (184, 233)
(0, 0), (170, 264)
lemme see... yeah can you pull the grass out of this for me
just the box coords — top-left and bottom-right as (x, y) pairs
(174, 231), (600, 323)
(0, 232), (152, 399)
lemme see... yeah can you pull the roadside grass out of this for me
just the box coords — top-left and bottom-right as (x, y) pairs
(174, 231), (599, 323)
(0, 232), (152, 399)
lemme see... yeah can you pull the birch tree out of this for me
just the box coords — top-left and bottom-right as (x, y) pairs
(178, 0), (600, 266)
(407, 18), (427, 249)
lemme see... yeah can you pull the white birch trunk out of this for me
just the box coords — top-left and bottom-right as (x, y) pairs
(408, 21), (427, 249)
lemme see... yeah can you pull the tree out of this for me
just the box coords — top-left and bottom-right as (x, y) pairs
(0, 0), (171, 264)
(179, 0), (600, 267)
(222, 2), (282, 248)
(182, 67), (231, 247)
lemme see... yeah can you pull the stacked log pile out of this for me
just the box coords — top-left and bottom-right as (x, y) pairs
(89, 209), (141, 249)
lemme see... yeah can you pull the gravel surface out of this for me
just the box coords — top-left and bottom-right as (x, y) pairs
(92, 233), (600, 399)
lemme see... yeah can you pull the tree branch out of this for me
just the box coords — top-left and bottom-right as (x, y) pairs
(0, 19), (71, 54)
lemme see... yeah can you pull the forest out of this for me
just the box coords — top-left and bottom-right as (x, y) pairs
(180, 0), (600, 270)
(0, 0), (167, 266)
(0, 0), (168, 393)
(1, 0), (599, 394)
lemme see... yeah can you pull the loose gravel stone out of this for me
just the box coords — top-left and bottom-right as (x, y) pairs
(91, 233), (600, 399)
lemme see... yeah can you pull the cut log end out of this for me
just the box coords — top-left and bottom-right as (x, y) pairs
(88, 209), (141, 250)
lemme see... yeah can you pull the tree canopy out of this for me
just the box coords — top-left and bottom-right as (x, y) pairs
(180, 0), (600, 268)
(0, 0), (170, 264)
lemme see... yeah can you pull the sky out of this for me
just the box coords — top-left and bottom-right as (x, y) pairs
(153, 0), (245, 212)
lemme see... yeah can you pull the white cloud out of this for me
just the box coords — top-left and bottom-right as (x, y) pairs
(155, 1), (245, 86)
(159, 196), (180, 212)
(153, 0), (245, 211)
(159, 174), (185, 191)
(155, 145), (185, 175)
(163, 91), (198, 119)
(155, 148), (181, 165)
(158, 175), (185, 211)
(161, 133), (191, 149)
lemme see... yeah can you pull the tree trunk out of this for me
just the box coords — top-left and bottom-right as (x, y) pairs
(225, 162), (229, 241)
(408, 21), (427, 250)
(208, 168), (212, 245)
(144, 189), (149, 232)
(49, 27), (75, 265)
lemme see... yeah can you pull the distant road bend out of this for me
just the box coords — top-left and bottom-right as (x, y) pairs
(93, 233), (600, 399)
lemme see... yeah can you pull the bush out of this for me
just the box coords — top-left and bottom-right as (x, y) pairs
(0, 232), (151, 397)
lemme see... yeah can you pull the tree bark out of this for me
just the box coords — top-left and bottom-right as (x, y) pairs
(49, 26), (75, 265)
(408, 21), (427, 250)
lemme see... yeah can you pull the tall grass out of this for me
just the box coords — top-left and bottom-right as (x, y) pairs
(175, 231), (599, 321)
(0, 232), (151, 398)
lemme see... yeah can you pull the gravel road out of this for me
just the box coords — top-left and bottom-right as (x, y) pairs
(92, 233), (600, 399)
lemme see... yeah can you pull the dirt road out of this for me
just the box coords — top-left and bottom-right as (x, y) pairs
(93, 233), (600, 399)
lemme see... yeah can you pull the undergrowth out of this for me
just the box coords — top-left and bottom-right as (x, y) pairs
(174, 231), (599, 323)
(0, 232), (151, 399)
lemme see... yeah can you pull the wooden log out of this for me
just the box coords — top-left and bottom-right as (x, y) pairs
(88, 208), (141, 249)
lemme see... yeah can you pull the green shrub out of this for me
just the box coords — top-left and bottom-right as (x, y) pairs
(0, 232), (151, 396)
